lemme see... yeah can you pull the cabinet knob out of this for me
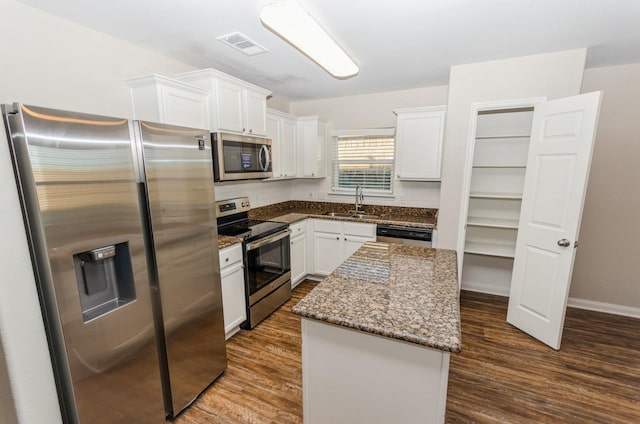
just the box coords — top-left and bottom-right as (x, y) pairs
(557, 239), (571, 247)
(242, 128), (246, 132)
(336, 236), (340, 240)
(249, 129), (253, 133)
(344, 237), (347, 241)
(397, 174), (400, 178)
(225, 257), (229, 262)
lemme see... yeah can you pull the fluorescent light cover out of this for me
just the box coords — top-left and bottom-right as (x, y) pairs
(260, 0), (359, 79)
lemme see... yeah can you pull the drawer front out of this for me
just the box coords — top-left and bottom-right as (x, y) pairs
(290, 220), (307, 235)
(312, 219), (343, 234)
(343, 222), (376, 238)
(219, 243), (243, 269)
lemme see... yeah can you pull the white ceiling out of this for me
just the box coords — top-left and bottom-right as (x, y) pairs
(20, 0), (640, 101)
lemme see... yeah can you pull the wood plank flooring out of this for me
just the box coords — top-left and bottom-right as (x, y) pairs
(175, 281), (640, 423)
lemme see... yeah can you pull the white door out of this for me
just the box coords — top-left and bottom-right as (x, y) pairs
(313, 231), (343, 276)
(507, 91), (602, 349)
(290, 233), (307, 286)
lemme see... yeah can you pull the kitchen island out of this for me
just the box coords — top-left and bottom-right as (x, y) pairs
(292, 242), (460, 424)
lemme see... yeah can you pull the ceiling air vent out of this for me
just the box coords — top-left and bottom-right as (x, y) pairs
(217, 32), (268, 56)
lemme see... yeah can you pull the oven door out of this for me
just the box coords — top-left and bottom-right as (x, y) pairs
(213, 132), (273, 181)
(245, 229), (291, 306)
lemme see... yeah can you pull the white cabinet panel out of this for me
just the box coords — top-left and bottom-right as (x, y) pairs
(394, 106), (446, 181)
(176, 68), (271, 136)
(126, 74), (210, 129)
(219, 244), (246, 339)
(343, 235), (372, 259)
(266, 109), (298, 178)
(290, 220), (308, 287)
(245, 89), (268, 136)
(311, 220), (375, 276)
(298, 116), (327, 178)
(217, 80), (244, 133)
(281, 118), (297, 177)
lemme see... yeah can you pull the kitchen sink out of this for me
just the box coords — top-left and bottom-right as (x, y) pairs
(351, 214), (379, 219)
(323, 211), (379, 219)
(323, 212), (354, 217)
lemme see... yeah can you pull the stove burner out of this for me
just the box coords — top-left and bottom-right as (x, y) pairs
(217, 219), (288, 243)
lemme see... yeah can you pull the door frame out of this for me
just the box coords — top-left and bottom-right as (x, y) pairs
(456, 97), (548, 283)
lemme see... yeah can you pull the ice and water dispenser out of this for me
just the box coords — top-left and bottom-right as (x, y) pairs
(73, 242), (137, 322)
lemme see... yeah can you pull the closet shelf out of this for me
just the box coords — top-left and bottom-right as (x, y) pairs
(475, 134), (531, 140)
(472, 165), (527, 169)
(466, 216), (519, 229)
(464, 241), (516, 258)
(469, 191), (523, 200)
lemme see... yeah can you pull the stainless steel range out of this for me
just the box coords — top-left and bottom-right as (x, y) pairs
(216, 197), (291, 329)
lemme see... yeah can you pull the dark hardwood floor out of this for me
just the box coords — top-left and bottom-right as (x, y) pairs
(175, 281), (640, 424)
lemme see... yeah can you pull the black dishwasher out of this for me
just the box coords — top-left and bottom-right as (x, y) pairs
(376, 224), (433, 247)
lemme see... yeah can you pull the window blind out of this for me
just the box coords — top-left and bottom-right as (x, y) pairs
(331, 134), (395, 194)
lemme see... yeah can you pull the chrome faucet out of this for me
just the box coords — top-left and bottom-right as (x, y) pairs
(354, 184), (365, 212)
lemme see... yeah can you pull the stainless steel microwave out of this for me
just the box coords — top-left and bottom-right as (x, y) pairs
(212, 132), (273, 181)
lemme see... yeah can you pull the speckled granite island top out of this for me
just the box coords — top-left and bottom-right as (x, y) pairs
(292, 242), (462, 353)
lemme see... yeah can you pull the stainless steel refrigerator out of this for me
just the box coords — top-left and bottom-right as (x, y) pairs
(2, 103), (227, 423)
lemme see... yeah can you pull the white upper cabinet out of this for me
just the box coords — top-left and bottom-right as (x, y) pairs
(176, 68), (271, 136)
(394, 106), (447, 181)
(126, 74), (210, 129)
(297, 116), (328, 178)
(266, 108), (298, 178)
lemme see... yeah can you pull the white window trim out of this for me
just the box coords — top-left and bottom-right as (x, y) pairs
(329, 127), (396, 196)
(331, 128), (396, 137)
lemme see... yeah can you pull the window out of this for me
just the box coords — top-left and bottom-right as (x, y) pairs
(331, 129), (395, 195)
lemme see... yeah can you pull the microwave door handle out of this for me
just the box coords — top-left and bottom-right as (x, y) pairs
(259, 144), (270, 171)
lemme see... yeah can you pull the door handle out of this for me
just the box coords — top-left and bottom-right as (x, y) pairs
(557, 239), (571, 247)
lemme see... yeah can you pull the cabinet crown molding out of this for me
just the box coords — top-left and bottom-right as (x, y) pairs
(393, 105), (447, 116)
(175, 68), (272, 96)
(125, 73), (209, 95)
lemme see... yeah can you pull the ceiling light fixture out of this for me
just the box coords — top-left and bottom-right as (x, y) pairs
(260, 0), (359, 79)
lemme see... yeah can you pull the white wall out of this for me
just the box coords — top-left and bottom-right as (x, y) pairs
(289, 85), (449, 207)
(437, 49), (587, 255)
(0, 1), (199, 422)
(569, 63), (640, 309)
(214, 179), (294, 207)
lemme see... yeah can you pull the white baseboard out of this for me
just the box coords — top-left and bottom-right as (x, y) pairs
(461, 283), (640, 319)
(460, 281), (509, 297)
(567, 297), (640, 319)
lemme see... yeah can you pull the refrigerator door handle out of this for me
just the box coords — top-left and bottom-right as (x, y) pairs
(130, 121), (146, 183)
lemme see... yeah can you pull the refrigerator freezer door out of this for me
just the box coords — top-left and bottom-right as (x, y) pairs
(4, 104), (164, 423)
(137, 121), (226, 415)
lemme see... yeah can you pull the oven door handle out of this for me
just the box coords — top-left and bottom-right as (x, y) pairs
(246, 229), (290, 252)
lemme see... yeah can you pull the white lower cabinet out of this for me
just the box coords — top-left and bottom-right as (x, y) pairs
(312, 220), (376, 276)
(219, 243), (246, 339)
(290, 220), (308, 287)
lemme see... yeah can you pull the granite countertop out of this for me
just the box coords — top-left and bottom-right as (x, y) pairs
(268, 210), (435, 228)
(248, 201), (437, 228)
(217, 234), (242, 250)
(291, 242), (461, 353)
